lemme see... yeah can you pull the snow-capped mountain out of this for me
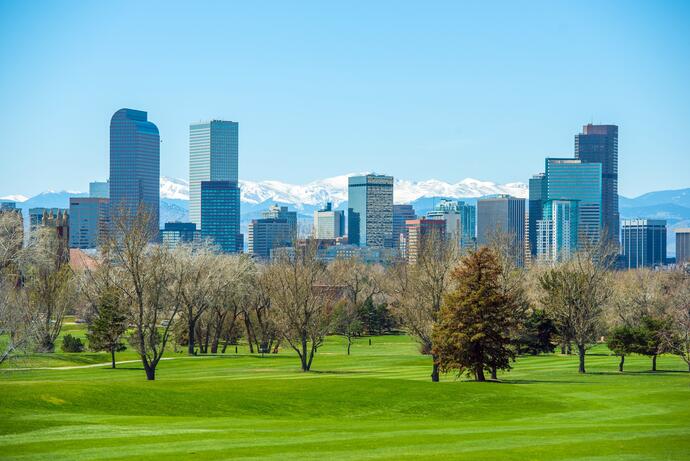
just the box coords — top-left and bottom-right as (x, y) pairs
(159, 174), (528, 207)
(0, 194), (29, 203)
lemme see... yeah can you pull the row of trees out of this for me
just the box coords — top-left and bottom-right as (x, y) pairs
(2, 208), (689, 382)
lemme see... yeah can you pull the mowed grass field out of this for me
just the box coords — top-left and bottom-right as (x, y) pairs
(1, 325), (690, 460)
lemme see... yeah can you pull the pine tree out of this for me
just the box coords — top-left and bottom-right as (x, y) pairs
(432, 247), (522, 382)
(86, 288), (128, 368)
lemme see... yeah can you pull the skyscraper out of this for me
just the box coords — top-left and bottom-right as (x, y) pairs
(89, 181), (110, 199)
(543, 158), (602, 245)
(392, 204), (416, 249)
(426, 200), (476, 249)
(161, 222), (200, 249)
(401, 217), (446, 264)
(575, 124), (619, 242)
(189, 120), (239, 227)
(476, 195), (525, 266)
(200, 181), (242, 253)
(676, 229), (690, 265)
(621, 219), (667, 269)
(313, 203), (345, 240)
(262, 205), (297, 237)
(247, 218), (292, 260)
(528, 173), (545, 259)
(109, 108), (160, 234)
(536, 199), (578, 263)
(68, 197), (110, 249)
(348, 174), (394, 248)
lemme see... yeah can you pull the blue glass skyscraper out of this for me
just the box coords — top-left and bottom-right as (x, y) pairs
(348, 174), (394, 248)
(109, 108), (160, 234)
(200, 181), (242, 253)
(189, 120), (239, 227)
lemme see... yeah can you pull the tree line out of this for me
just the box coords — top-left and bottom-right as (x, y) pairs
(1, 209), (689, 382)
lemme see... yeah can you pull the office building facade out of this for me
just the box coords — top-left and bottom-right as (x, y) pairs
(248, 218), (292, 260)
(426, 199), (476, 249)
(393, 204), (416, 250)
(161, 222), (200, 248)
(477, 195), (525, 266)
(536, 199), (578, 263)
(189, 120), (239, 227)
(348, 174), (394, 248)
(263, 205), (297, 238)
(621, 219), (667, 269)
(68, 197), (110, 249)
(109, 108), (160, 234)
(313, 203), (344, 240)
(575, 124), (619, 242)
(676, 229), (690, 265)
(402, 218), (446, 264)
(200, 181), (242, 253)
(89, 181), (110, 199)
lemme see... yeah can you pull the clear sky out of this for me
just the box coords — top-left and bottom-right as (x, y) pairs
(1, 0), (689, 198)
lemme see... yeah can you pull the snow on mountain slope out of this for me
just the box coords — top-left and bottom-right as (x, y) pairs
(159, 174), (527, 206)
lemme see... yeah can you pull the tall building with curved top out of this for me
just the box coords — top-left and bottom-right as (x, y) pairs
(109, 108), (160, 235)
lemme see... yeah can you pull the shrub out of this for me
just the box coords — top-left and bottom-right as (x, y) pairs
(61, 334), (84, 353)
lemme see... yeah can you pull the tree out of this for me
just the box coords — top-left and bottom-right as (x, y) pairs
(330, 257), (383, 354)
(663, 270), (690, 371)
(388, 229), (459, 382)
(607, 325), (643, 372)
(538, 242), (614, 373)
(242, 268), (279, 354)
(266, 242), (336, 371)
(516, 309), (556, 355)
(86, 287), (128, 368)
(60, 334), (84, 352)
(21, 227), (77, 352)
(637, 316), (672, 372)
(107, 207), (181, 380)
(432, 247), (522, 382)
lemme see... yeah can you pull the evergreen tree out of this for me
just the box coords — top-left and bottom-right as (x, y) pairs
(516, 309), (556, 355)
(87, 288), (128, 368)
(607, 325), (643, 372)
(432, 247), (521, 382)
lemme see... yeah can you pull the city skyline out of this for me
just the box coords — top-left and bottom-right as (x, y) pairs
(1, 1), (690, 197)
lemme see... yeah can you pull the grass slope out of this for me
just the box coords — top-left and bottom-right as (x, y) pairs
(1, 335), (689, 460)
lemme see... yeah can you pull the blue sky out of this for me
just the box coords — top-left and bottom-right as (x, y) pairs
(1, 0), (689, 197)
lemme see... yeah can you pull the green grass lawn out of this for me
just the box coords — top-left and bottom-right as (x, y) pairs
(1, 334), (689, 460)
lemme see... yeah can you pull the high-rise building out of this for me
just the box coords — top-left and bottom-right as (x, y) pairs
(544, 158), (602, 245)
(263, 205), (297, 237)
(200, 181), (242, 253)
(401, 218), (446, 264)
(89, 181), (110, 199)
(621, 219), (667, 269)
(313, 203), (344, 240)
(348, 174), (394, 248)
(109, 108), (160, 235)
(393, 204), (416, 249)
(676, 229), (690, 265)
(189, 120), (238, 227)
(161, 222), (200, 249)
(247, 218), (292, 260)
(477, 195), (525, 266)
(528, 173), (545, 259)
(426, 200), (476, 249)
(575, 124), (619, 242)
(536, 199), (578, 263)
(68, 197), (110, 249)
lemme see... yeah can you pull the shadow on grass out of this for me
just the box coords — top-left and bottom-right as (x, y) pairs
(310, 369), (370, 375)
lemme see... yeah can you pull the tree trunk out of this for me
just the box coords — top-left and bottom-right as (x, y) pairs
(144, 364), (156, 381)
(567, 343), (572, 355)
(347, 336), (352, 356)
(490, 365), (497, 380)
(578, 344), (586, 373)
(301, 336), (309, 371)
(619, 354), (624, 372)
(111, 347), (116, 369)
(560, 343), (566, 354)
(652, 354), (657, 372)
(431, 359), (440, 382)
(188, 320), (196, 355)
(475, 365), (485, 382)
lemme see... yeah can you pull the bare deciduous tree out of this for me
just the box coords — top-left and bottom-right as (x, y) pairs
(266, 242), (336, 371)
(388, 229), (459, 382)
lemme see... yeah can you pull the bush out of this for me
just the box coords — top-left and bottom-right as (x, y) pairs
(61, 334), (84, 353)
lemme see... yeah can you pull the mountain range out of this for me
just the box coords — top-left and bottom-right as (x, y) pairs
(2, 175), (688, 256)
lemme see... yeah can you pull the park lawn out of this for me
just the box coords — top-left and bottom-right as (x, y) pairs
(1, 335), (689, 460)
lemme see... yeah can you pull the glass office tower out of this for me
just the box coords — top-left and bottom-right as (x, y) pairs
(575, 124), (619, 242)
(536, 199), (578, 263)
(69, 197), (110, 249)
(544, 159), (602, 245)
(200, 181), (242, 253)
(348, 174), (394, 248)
(189, 120), (239, 227)
(476, 195), (525, 266)
(109, 108), (160, 235)
(621, 219), (667, 269)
